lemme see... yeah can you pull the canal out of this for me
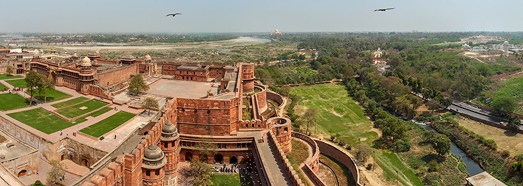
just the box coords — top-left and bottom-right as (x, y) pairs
(412, 121), (484, 176)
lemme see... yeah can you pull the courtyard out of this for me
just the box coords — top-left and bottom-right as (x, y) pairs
(0, 94), (29, 111)
(7, 108), (76, 134)
(80, 111), (136, 138)
(56, 99), (109, 118)
(147, 79), (218, 99)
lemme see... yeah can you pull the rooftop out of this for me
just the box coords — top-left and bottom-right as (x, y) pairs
(147, 79), (218, 99)
(466, 172), (507, 186)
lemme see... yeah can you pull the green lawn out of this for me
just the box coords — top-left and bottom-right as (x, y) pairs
(80, 111), (135, 137)
(0, 83), (7, 91)
(56, 100), (109, 118)
(491, 76), (523, 113)
(0, 74), (22, 80)
(7, 108), (76, 134)
(73, 107), (113, 124)
(211, 174), (241, 186)
(290, 83), (377, 145)
(0, 94), (29, 111)
(5, 79), (27, 88)
(290, 83), (423, 185)
(33, 89), (70, 102)
(374, 151), (423, 186)
(52, 97), (89, 109)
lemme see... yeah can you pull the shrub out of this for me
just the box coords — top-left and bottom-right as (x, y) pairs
(338, 141), (346, 147)
(366, 163), (373, 170)
(330, 136), (335, 141)
(428, 160), (439, 172)
(394, 139), (411, 152)
(356, 144), (373, 163)
(501, 150), (510, 158)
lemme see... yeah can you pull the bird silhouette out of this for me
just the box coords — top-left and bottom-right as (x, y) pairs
(374, 8), (395, 12)
(166, 13), (182, 17)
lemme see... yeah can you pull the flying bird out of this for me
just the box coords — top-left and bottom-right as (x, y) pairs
(166, 13), (182, 17)
(374, 8), (395, 12)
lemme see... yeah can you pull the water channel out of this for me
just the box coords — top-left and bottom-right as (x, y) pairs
(412, 121), (484, 176)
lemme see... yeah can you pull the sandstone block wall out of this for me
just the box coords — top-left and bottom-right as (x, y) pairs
(97, 65), (138, 88)
(176, 98), (240, 136)
(315, 140), (361, 186)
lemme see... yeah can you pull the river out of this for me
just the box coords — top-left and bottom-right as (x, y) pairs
(412, 121), (484, 176)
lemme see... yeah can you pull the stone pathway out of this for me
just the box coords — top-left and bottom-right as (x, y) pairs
(239, 131), (293, 186)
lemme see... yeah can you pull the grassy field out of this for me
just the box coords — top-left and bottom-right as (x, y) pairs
(490, 76), (523, 113)
(290, 83), (377, 145)
(7, 108), (75, 134)
(0, 94), (29, 111)
(0, 74), (22, 80)
(5, 79), (27, 88)
(52, 97), (89, 109)
(211, 174), (241, 186)
(373, 151), (423, 186)
(80, 111), (135, 137)
(73, 107), (113, 124)
(33, 89), (70, 102)
(4, 79), (69, 102)
(457, 116), (523, 156)
(57, 100), (108, 118)
(0, 83), (7, 91)
(290, 83), (425, 185)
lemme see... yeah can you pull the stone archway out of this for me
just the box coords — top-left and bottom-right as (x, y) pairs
(200, 154), (208, 163)
(18, 170), (27, 177)
(230, 156), (238, 164)
(185, 152), (193, 161)
(214, 154), (224, 164)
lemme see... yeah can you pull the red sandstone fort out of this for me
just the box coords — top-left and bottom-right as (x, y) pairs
(0, 51), (360, 186)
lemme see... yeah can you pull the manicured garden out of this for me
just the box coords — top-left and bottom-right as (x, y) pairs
(73, 107), (113, 124)
(33, 88), (71, 102)
(0, 83), (7, 91)
(4, 79), (70, 102)
(0, 94), (29, 111)
(52, 97), (89, 109)
(5, 79), (27, 88)
(0, 74), (22, 80)
(80, 111), (135, 137)
(210, 174), (241, 186)
(56, 100), (108, 118)
(7, 108), (76, 134)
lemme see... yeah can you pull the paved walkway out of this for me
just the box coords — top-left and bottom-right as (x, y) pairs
(240, 131), (293, 186)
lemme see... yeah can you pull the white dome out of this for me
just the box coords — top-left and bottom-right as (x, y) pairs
(145, 54), (152, 61)
(81, 57), (92, 67)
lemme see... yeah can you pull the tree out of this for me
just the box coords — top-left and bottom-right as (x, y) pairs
(46, 160), (64, 186)
(6, 65), (13, 75)
(37, 74), (55, 103)
(427, 133), (451, 157)
(355, 144), (373, 163)
(142, 97), (159, 115)
(426, 99), (442, 113)
(492, 97), (518, 116)
(299, 108), (317, 134)
(31, 180), (45, 186)
(25, 71), (42, 106)
(179, 160), (213, 186)
(128, 74), (149, 95)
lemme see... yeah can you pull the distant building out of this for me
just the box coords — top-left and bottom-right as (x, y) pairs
(270, 29), (282, 40)
(466, 171), (506, 186)
(503, 41), (510, 56)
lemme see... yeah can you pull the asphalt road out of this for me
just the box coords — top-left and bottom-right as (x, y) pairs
(448, 101), (523, 130)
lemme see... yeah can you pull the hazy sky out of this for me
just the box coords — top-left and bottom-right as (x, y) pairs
(1, 0), (522, 33)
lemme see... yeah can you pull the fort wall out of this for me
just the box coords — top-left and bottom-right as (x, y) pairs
(96, 65), (138, 88)
(315, 140), (361, 186)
